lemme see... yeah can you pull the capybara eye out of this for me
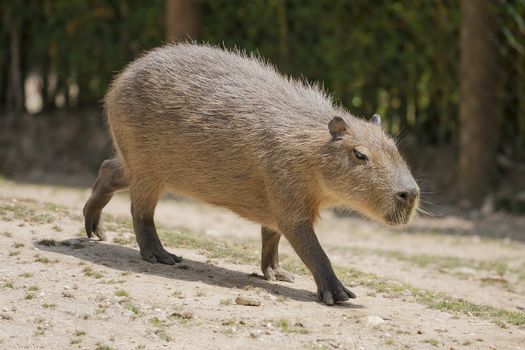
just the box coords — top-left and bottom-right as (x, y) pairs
(353, 149), (368, 161)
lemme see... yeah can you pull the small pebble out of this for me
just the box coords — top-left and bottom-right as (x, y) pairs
(235, 295), (261, 306)
(363, 315), (384, 327)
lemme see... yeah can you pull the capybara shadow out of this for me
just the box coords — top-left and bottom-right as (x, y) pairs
(36, 237), (362, 308)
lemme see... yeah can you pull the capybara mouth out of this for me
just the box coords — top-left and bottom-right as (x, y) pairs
(384, 206), (417, 226)
(384, 213), (408, 226)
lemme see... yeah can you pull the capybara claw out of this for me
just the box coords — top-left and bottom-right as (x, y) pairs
(263, 266), (294, 283)
(316, 278), (355, 305)
(141, 249), (182, 265)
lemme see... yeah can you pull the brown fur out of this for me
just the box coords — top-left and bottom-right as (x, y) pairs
(83, 43), (419, 305)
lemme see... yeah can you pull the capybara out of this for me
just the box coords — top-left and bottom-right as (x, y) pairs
(83, 44), (419, 305)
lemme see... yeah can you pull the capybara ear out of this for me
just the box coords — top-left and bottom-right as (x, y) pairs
(371, 113), (382, 127)
(328, 116), (348, 140)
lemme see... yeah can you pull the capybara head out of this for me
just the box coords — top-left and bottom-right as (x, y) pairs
(320, 114), (419, 225)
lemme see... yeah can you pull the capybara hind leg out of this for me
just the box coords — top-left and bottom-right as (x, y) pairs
(130, 183), (181, 265)
(83, 158), (129, 240)
(261, 227), (294, 282)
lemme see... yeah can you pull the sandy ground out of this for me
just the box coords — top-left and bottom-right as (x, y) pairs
(0, 180), (524, 349)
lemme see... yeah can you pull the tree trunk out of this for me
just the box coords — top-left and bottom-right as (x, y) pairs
(7, 23), (24, 114)
(459, 0), (501, 207)
(165, 0), (200, 43)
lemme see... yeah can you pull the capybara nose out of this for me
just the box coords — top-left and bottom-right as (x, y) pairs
(395, 188), (419, 204)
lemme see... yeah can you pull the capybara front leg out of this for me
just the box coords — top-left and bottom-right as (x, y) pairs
(281, 221), (356, 305)
(130, 184), (181, 265)
(83, 158), (129, 240)
(261, 227), (294, 282)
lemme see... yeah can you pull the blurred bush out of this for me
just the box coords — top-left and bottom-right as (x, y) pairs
(0, 0), (524, 204)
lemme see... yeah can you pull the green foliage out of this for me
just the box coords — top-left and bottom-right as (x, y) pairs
(201, 0), (461, 141)
(0, 0), (524, 156)
(0, 0), (164, 110)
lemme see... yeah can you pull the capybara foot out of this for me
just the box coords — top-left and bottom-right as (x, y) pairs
(83, 205), (106, 241)
(316, 277), (356, 305)
(263, 266), (295, 282)
(140, 247), (182, 265)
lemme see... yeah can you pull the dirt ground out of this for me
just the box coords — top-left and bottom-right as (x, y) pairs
(0, 180), (524, 350)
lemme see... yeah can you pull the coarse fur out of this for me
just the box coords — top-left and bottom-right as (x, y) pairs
(83, 43), (419, 305)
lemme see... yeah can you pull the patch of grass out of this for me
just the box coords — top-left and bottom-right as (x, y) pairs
(384, 338), (395, 345)
(276, 319), (290, 332)
(127, 305), (141, 315)
(114, 289), (130, 298)
(28, 285), (39, 292)
(171, 291), (185, 299)
(422, 338), (440, 347)
(25, 292), (35, 300)
(158, 228), (260, 266)
(154, 329), (172, 342)
(70, 339), (82, 345)
(0, 198), (80, 225)
(495, 320), (508, 329)
(37, 239), (56, 247)
(170, 311), (193, 325)
(149, 317), (172, 342)
(112, 235), (134, 245)
(101, 278), (125, 284)
(95, 344), (113, 350)
(45, 203), (67, 212)
(35, 213), (54, 224)
(42, 303), (56, 309)
(337, 266), (525, 327)
(74, 330), (86, 337)
(5, 203), (54, 224)
(150, 317), (164, 327)
(276, 295), (288, 303)
(9, 250), (20, 257)
(221, 319), (236, 326)
(221, 328), (235, 335)
(13, 242), (25, 248)
(103, 221), (127, 233)
(34, 254), (59, 264)
(19, 272), (33, 278)
(95, 304), (108, 314)
(2, 231), (12, 237)
(348, 246), (511, 276)
(273, 319), (308, 334)
(3, 281), (14, 288)
(220, 298), (232, 305)
(195, 290), (206, 297)
(33, 326), (47, 337)
(83, 266), (104, 279)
